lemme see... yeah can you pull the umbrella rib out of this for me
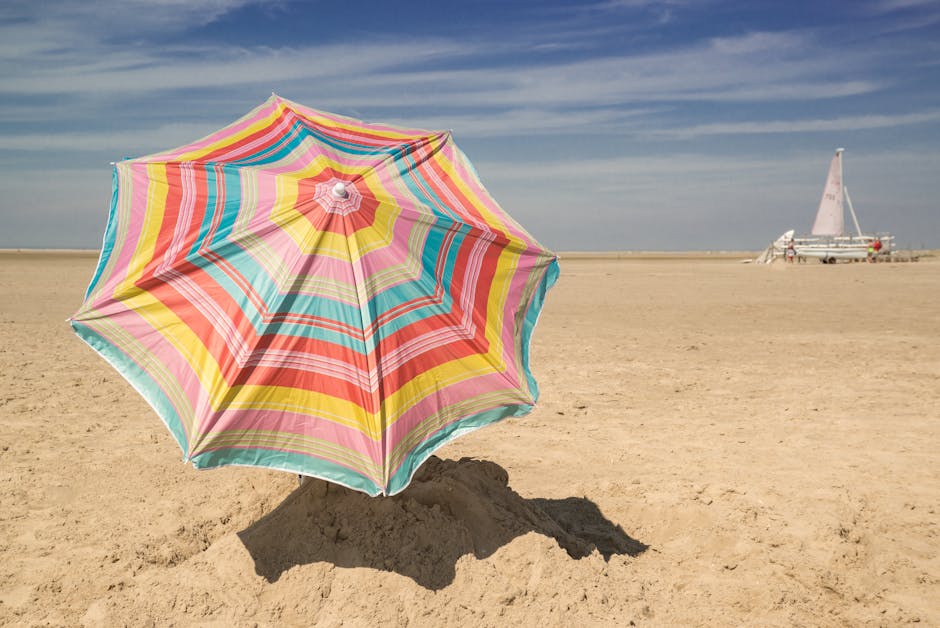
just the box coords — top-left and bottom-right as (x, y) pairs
(339, 217), (387, 487)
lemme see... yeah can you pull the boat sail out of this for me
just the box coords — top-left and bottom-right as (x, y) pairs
(757, 149), (892, 263)
(811, 148), (846, 236)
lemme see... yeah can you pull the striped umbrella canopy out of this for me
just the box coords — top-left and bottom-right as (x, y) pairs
(70, 94), (558, 496)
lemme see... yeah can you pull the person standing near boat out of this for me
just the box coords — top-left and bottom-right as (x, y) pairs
(786, 238), (796, 263)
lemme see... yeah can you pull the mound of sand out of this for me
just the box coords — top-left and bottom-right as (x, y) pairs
(82, 457), (646, 625)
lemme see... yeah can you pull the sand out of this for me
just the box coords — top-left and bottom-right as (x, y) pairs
(1, 251), (938, 626)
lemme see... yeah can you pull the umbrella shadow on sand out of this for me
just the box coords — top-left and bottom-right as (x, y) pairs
(237, 457), (647, 590)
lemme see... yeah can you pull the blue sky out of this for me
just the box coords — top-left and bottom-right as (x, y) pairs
(1, 0), (938, 251)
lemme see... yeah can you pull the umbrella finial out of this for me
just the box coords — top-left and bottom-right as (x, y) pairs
(332, 182), (349, 199)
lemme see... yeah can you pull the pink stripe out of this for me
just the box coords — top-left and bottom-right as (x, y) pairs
(196, 406), (385, 473)
(82, 302), (206, 433)
(151, 100), (283, 160)
(89, 163), (160, 305)
(384, 370), (533, 460)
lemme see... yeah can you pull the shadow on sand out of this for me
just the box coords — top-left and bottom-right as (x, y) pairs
(237, 456), (647, 590)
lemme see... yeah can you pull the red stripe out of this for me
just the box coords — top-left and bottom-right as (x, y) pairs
(197, 108), (295, 163)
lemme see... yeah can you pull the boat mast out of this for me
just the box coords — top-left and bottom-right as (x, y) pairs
(844, 187), (863, 237)
(838, 149), (864, 237)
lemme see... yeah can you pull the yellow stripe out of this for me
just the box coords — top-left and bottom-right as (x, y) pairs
(117, 289), (377, 439)
(432, 148), (528, 249)
(221, 385), (373, 434)
(286, 98), (422, 141)
(110, 163), (169, 301)
(173, 105), (288, 162)
(269, 168), (405, 263)
(379, 246), (523, 428)
(203, 430), (378, 472)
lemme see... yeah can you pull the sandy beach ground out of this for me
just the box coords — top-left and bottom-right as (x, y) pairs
(1, 251), (938, 626)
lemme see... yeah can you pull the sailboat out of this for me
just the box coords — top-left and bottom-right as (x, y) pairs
(757, 149), (892, 263)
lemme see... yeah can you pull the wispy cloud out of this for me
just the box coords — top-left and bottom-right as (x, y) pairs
(865, 0), (940, 32)
(871, 0), (940, 12)
(650, 111), (940, 138)
(0, 122), (225, 153)
(0, 41), (475, 97)
(0, 0), (275, 36)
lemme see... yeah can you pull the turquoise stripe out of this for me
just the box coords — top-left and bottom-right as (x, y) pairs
(520, 257), (560, 400)
(189, 164), (244, 255)
(366, 220), (465, 339)
(183, 239), (372, 351)
(397, 152), (462, 224)
(188, 164), (219, 258)
(214, 166), (246, 244)
(191, 447), (383, 496)
(386, 401), (534, 496)
(84, 167), (120, 300)
(225, 120), (315, 166)
(70, 320), (190, 455)
(218, 120), (402, 167)
(294, 123), (423, 160)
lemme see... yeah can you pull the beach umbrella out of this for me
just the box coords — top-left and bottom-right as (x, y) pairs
(69, 95), (558, 496)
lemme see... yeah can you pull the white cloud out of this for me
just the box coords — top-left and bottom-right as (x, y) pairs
(1, 0), (276, 36)
(871, 0), (940, 12)
(0, 41), (473, 96)
(708, 31), (803, 54)
(0, 122), (225, 153)
(590, 0), (700, 10)
(865, 0), (940, 33)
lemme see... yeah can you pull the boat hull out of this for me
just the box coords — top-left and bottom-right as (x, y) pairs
(793, 234), (892, 262)
(795, 246), (869, 261)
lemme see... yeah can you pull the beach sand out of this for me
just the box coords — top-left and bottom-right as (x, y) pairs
(1, 251), (938, 626)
